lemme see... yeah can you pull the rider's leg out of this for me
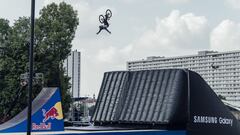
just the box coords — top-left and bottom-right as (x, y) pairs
(96, 26), (103, 34)
(105, 28), (111, 34)
(96, 29), (101, 34)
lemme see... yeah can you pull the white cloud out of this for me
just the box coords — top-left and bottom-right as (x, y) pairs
(93, 10), (210, 67)
(87, 10), (210, 97)
(93, 10), (210, 76)
(121, 0), (138, 4)
(43, 0), (63, 5)
(97, 46), (117, 63)
(120, 0), (190, 5)
(96, 45), (132, 64)
(225, 0), (240, 9)
(210, 20), (240, 51)
(165, 0), (190, 4)
(129, 10), (209, 58)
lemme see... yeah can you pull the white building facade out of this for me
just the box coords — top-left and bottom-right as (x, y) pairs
(127, 50), (240, 102)
(64, 50), (81, 98)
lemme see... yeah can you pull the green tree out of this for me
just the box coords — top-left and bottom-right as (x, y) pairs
(0, 19), (13, 122)
(36, 2), (79, 116)
(0, 17), (41, 121)
(0, 19), (11, 90)
(0, 19), (11, 48)
(0, 2), (79, 122)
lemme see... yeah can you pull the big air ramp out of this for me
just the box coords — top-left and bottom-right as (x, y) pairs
(0, 87), (64, 133)
(92, 69), (240, 135)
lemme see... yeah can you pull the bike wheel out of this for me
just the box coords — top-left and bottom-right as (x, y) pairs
(99, 15), (104, 23)
(106, 9), (112, 19)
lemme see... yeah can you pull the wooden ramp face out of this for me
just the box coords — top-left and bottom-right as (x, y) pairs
(0, 87), (64, 133)
(92, 69), (240, 135)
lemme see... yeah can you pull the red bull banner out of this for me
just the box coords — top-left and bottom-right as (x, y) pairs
(0, 87), (64, 133)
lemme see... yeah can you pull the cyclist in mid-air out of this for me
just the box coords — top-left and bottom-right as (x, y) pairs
(97, 9), (112, 35)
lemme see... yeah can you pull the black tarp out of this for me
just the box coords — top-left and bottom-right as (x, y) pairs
(92, 69), (240, 134)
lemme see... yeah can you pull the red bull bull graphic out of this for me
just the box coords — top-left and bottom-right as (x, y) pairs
(0, 87), (64, 133)
(42, 107), (58, 122)
(42, 102), (63, 123)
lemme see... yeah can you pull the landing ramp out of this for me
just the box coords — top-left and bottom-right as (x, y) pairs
(92, 69), (240, 135)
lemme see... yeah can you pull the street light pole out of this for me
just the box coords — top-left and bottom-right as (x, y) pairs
(27, 0), (35, 134)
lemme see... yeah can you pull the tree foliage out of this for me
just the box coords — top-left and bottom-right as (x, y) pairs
(0, 2), (79, 123)
(0, 19), (10, 89)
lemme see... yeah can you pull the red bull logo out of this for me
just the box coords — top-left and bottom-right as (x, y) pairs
(42, 102), (63, 123)
(32, 123), (51, 130)
(42, 107), (58, 122)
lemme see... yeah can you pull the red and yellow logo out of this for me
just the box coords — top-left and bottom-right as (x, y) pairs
(42, 102), (63, 122)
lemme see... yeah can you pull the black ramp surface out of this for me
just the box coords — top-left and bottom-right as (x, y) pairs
(92, 69), (240, 134)
(187, 71), (240, 135)
(92, 69), (188, 128)
(92, 72), (128, 122)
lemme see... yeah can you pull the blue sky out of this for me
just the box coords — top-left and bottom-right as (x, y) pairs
(1, 0), (240, 96)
